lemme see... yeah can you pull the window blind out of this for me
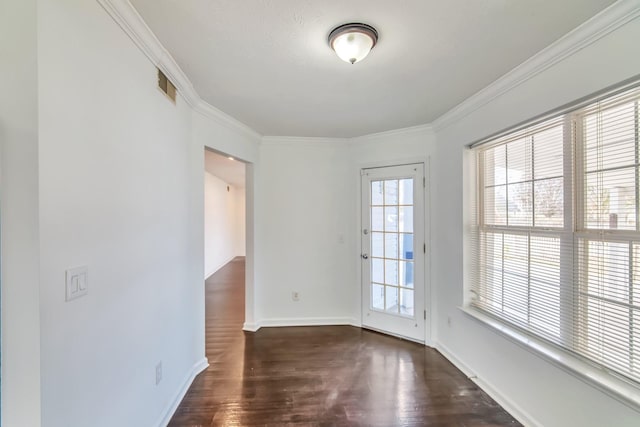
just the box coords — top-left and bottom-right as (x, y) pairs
(471, 83), (640, 387)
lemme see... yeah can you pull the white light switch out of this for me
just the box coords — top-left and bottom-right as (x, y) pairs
(78, 272), (87, 291)
(66, 266), (88, 301)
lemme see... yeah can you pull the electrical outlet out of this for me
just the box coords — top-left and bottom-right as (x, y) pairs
(155, 361), (162, 385)
(292, 291), (300, 302)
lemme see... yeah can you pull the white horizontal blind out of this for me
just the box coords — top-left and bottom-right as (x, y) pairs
(575, 88), (640, 383)
(473, 117), (568, 347)
(471, 84), (640, 386)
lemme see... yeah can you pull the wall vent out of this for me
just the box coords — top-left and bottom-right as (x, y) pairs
(157, 69), (176, 102)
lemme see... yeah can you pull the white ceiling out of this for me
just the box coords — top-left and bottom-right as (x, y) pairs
(204, 149), (246, 188)
(130, 0), (616, 138)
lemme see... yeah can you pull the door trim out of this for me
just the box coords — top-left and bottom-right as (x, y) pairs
(355, 157), (432, 346)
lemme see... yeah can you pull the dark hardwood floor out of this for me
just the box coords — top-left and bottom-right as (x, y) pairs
(169, 257), (520, 426)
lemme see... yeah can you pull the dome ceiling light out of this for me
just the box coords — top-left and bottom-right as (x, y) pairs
(328, 23), (378, 65)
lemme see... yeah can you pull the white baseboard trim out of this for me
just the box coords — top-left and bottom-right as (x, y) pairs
(242, 322), (260, 332)
(204, 255), (237, 280)
(156, 357), (209, 427)
(435, 342), (540, 427)
(247, 317), (359, 331)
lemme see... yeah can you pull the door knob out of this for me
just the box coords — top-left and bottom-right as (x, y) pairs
(361, 254), (368, 259)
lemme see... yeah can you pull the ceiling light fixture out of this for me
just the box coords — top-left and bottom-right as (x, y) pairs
(328, 23), (378, 65)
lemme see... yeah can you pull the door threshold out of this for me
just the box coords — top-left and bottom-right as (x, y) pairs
(361, 325), (425, 345)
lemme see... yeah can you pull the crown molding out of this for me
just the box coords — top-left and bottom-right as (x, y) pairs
(349, 123), (434, 145)
(431, 0), (640, 132)
(97, 0), (639, 141)
(96, 0), (261, 141)
(192, 100), (261, 141)
(261, 123), (434, 146)
(261, 136), (349, 147)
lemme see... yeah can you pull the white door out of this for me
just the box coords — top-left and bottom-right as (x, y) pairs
(361, 164), (426, 342)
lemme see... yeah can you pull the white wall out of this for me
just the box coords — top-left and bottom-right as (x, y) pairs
(252, 126), (442, 334)
(234, 185), (246, 256)
(432, 13), (640, 427)
(349, 125), (436, 165)
(24, 3), (265, 425)
(0, 0), (42, 425)
(192, 113), (259, 166)
(254, 130), (437, 328)
(204, 172), (245, 278)
(255, 138), (355, 325)
(35, 0), (207, 426)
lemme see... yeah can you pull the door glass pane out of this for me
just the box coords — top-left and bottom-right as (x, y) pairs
(384, 180), (398, 204)
(372, 284), (385, 310)
(384, 233), (398, 259)
(385, 207), (398, 232)
(369, 176), (415, 318)
(371, 181), (384, 205)
(400, 289), (414, 316)
(399, 179), (413, 205)
(371, 232), (384, 258)
(399, 261), (414, 288)
(385, 259), (398, 285)
(400, 234), (413, 259)
(371, 207), (384, 231)
(399, 206), (413, 232)
(385, 286), (398, 312)
(372, 258), (384, 283)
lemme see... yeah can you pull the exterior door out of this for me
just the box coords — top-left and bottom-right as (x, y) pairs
(361, 164), (425, 342)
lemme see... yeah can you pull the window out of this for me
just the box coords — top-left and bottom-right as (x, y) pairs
(471, 83), (640, 388)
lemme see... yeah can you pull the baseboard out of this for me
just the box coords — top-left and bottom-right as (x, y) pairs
(204, 255), (236, 280)
(242, 322), (260, 332)
(435, 342), (541, 427)
(249, 317), (358, 330)
(155, 357), (209, 427)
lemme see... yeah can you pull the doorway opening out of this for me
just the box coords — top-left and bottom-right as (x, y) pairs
(204, 148), (246, 280)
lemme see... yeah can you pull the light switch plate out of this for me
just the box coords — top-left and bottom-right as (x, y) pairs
(66, 266), (88, 301)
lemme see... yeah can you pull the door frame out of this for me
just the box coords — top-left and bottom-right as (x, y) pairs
(202, 146), (257, 332)
(354, 156), (432, 346)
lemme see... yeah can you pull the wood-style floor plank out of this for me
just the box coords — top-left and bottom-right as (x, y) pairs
(169, 257), (520, 426)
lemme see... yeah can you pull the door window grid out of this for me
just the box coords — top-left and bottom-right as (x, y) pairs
(371, 179), (415, 317)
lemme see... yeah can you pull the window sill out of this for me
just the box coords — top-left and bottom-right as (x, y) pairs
(459, 305), (640, 412)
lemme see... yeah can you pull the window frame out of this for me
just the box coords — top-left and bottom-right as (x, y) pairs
(466, 78), (640, 410)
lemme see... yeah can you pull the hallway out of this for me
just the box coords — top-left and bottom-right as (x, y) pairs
(169, 258), (519, 426)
